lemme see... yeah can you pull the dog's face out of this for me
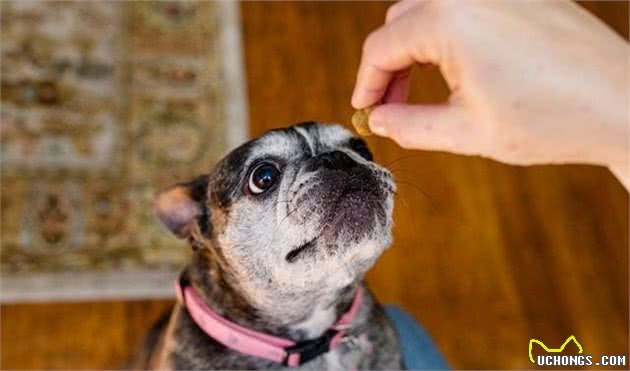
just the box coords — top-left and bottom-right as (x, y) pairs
(155, 123), (395, 302)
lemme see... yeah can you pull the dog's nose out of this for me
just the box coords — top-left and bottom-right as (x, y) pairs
(314, 151), (357, 170)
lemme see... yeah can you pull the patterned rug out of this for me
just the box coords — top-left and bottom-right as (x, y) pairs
(0, 1), (248, 301)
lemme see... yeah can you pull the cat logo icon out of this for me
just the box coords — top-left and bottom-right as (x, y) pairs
(529, 335), (583, 363)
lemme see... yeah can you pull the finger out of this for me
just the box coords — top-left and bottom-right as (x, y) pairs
(352, 63), (398, 108)
(382, 69), (411, 103)
(385, 0), (425, 23)
(352, 5), (441, 108)
(369, 103), (477, 155)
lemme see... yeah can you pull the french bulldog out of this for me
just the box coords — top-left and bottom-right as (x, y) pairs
(134, 122), (402, 370)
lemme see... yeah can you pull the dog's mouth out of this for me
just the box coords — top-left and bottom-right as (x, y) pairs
(285, 238), (317, 263)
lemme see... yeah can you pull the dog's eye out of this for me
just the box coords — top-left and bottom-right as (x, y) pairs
(248, 163), (280, 195)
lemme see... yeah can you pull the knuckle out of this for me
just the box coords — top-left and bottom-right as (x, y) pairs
(385, 2), (402, 22)
(385, 5), (396, 21)
(362, 30), (379, 54)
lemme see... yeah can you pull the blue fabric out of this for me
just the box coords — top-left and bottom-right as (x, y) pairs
(384, 306), (450, 370)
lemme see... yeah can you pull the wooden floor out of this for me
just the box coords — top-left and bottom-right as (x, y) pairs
(2, 2), (628, 369)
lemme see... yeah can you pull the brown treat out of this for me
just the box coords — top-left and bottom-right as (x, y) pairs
(351, 107), (374, 136)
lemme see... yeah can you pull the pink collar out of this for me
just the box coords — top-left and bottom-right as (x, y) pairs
(176, 279), (364, 367)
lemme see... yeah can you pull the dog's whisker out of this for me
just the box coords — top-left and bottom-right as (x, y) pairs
(381, 153), (430, 168)
(387, 168), (409, 176)
(392, 190), (411, 212)
(394, 179), (433, 207)
(277, 206), (300, 229)
(265, 206), (302, 249)
(262, 199), (292, 214)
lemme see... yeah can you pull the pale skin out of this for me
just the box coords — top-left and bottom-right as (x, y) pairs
(352, 0), (629, 190)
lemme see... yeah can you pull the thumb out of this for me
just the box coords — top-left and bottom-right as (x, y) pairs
(369, 103), (475, 154)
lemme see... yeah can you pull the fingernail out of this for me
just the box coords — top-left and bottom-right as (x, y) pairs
(369, 117), (387, 136)
(351, 91), (363, 109)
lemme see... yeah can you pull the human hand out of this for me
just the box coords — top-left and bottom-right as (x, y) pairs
(352, 0), (628, 188)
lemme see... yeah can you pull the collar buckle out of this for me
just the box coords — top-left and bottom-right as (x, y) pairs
(282, 328), (339, 366)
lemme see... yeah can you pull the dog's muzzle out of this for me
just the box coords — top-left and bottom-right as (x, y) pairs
(289, 150), (392, 250)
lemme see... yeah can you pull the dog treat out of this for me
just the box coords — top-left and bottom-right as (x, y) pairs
(351, 107), (374, 136)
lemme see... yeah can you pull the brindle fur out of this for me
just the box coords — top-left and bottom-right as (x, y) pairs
(133, 123), (403, 370)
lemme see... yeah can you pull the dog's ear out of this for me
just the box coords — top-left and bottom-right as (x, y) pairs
(154, 175), (209, 239)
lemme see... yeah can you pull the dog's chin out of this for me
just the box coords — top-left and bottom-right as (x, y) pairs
(285, 190), (391, 264)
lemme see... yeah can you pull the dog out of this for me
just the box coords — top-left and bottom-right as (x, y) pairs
(133, 122), (402, 370)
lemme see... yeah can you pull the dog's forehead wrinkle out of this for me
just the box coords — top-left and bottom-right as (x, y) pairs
(315, 123), (355, 151)
(292, 123), (357, 156)
(248, 134), (297, 162)
(293, 125), (316, 156)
